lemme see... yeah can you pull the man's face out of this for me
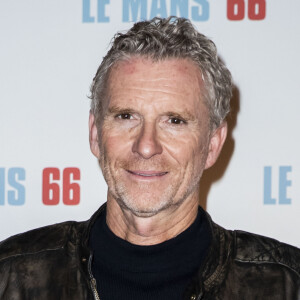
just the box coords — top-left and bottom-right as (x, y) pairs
(90, 57), (226, 217)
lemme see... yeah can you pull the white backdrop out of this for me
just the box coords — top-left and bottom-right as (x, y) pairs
(1, 0), (299, 247)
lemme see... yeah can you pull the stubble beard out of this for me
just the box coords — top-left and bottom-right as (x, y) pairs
(99, 152), (204, 218)
(99, 147), (176, 217)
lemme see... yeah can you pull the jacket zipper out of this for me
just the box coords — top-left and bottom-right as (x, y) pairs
(88, 254), (101, 300)
(90, 277), (101, 300)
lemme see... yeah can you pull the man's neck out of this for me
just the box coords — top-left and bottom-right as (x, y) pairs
(106, 194), (199, 246)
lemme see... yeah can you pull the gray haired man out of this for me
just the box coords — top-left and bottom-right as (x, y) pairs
(0, 17), (299, 300)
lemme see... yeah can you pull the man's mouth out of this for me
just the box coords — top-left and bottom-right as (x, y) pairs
(127, 170), (168, 177)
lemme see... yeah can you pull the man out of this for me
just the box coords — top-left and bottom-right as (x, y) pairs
(0, 17), (299, 300)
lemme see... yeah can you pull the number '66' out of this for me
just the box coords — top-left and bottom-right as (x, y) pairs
(227, 0), (266, 20)
(42, 168), (80, 205)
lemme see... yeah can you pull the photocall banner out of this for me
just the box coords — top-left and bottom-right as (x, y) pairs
(0, 0), (299, 247)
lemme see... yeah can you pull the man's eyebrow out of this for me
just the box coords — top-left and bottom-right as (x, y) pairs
(107, 106), (196, 121)
(164, 111), (196, 121)
(107, 106), (137, 115)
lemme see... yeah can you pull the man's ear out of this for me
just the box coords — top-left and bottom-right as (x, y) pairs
(89, 112), (100, 159)
(205, 122), (228, 170)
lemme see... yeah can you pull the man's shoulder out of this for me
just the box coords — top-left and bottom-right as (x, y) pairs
(0, 220), (87, 264)
(233, 229), (300, 276)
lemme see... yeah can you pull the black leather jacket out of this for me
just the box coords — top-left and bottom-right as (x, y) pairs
(0, 204), (299, 300)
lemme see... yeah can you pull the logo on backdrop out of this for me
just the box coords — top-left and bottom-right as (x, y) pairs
(82, 0), (266, 23)
(0, 167), (81, 206)
(263, 166), (292, 205)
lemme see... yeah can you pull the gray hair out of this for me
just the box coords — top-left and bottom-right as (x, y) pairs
(90, 17), (232, 128)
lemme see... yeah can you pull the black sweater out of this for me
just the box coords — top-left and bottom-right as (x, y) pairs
(89, 208), (211, 300)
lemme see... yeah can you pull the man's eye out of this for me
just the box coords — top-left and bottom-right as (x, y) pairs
(168, 118), (185, 125)
(116, 113), (133, 120)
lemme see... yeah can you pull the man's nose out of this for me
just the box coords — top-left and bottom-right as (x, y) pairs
(132, 122), (163, 159)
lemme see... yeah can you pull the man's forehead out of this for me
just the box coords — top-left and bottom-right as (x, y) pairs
(106, 57), (206, 106)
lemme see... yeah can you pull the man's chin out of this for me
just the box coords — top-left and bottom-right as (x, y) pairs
(116, 196), (172, 218)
